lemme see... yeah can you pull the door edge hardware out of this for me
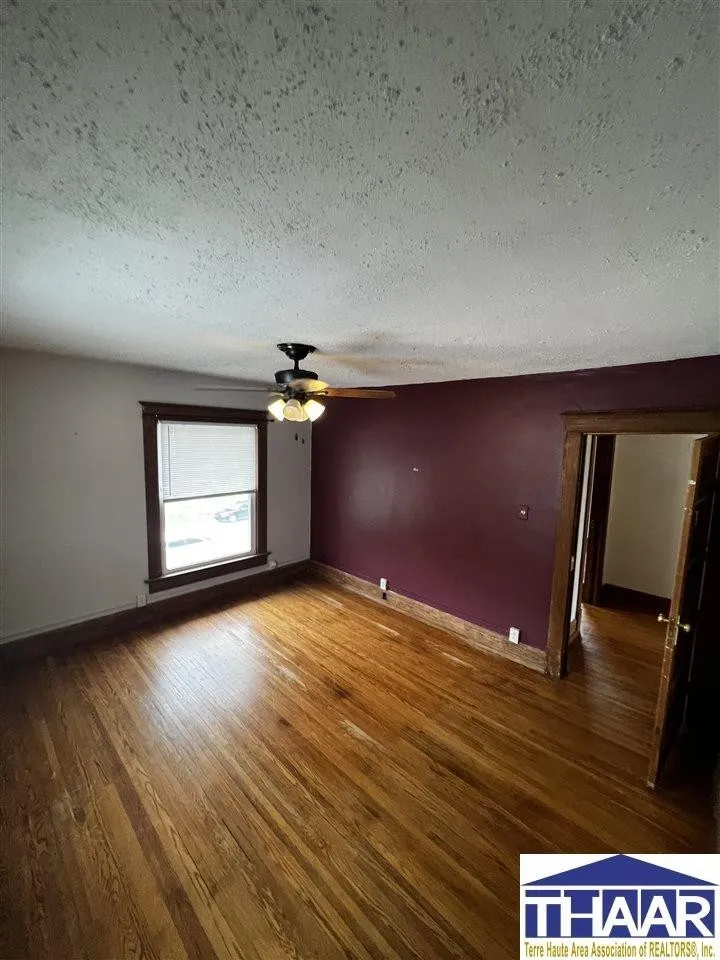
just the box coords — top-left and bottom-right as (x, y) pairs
(657, 613), (692, 633)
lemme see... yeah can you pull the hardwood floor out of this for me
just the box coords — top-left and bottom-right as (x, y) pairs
(0, 582), (714, 959)
(568, 602), (671, 767)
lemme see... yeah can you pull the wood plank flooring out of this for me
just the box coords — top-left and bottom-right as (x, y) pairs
(0, 581), (714, 959)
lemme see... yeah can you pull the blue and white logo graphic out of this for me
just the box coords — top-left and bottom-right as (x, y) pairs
(521, 854), (719, 957)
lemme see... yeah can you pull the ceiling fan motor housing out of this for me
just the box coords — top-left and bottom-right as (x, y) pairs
(275, 342), (318, 388)
(274, 366), (319, 386)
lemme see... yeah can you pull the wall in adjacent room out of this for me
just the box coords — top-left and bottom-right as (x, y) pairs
(603, 434), (697, 599)
(311, 355), (720, 650)
(0, 349), (311, 641)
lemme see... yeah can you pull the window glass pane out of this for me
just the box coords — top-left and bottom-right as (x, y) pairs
(160, 422), (256, 500)
(163, 492), (254, 571)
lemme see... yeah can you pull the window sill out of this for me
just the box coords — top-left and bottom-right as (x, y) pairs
(147, 552), (270, 593)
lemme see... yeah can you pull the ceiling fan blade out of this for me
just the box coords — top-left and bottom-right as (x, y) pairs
(288, 377), (329, 393)
(321, 388), (396, 399)
(196, 385), (274, 392)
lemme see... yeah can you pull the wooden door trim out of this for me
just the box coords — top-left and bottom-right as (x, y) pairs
(581, 435), (616, 606)
(564, 409), (720, 434)
(546, 408), (720, 679)
(546, 430), (584, 679)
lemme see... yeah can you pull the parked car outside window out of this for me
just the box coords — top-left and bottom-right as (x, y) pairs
(214, 501), (250, 523)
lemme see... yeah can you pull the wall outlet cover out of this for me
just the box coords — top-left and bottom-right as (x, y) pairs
(379, 577), (388, 591)
(508, 626), (520, 644)
(136, 593), (148, 608)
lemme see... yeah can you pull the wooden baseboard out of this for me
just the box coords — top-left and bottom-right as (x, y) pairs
(311, 562), (547, 674)
(0, 561), (310, 662)
(599, 583), (670, 616)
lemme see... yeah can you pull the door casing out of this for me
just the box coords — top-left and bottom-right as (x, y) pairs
(546, 409), (720, 680)
(580, 435), (616, 607)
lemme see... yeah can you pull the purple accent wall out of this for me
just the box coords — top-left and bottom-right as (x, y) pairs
(311, 355), (720, 650)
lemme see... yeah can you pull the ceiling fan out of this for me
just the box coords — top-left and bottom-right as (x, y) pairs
(199, 343), (395, 422)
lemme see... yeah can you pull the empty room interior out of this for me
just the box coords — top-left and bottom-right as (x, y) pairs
(1, 1), (719, 958)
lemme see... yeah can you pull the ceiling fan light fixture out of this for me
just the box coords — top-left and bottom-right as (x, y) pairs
(303, 398), (325, 422)
(267, 398), (286, 421)
(282, 398), (308, 422)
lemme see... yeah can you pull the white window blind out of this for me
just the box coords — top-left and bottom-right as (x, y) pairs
(160, 422), (257, 501)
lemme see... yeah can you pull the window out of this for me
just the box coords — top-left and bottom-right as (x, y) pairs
(141, 403), (268, 592)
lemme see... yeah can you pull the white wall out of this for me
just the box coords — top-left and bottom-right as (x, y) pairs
(603, 433), (697, 599)
(0, 349), (311, 641)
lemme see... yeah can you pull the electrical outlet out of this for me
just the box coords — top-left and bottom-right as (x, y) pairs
(379, 577), (388, 592)
(508, 626), (520, 644)
(136, 593), (148, 608)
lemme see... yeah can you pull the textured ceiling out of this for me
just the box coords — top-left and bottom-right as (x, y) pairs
(1, 0), (718, 386)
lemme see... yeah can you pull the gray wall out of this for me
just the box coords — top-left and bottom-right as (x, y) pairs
(0, 349), (311, 641)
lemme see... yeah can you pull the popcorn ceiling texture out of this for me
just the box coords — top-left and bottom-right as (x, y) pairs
(1, 0), (718, 384)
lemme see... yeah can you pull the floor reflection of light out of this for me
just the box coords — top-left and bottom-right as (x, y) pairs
(146, 621), (263, 736)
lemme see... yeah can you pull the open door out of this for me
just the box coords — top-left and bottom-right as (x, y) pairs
(646, 434), (720, 788)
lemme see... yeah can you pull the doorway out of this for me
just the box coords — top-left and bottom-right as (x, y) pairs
(571, 434), (698, 635)
(547, 410), (720, 788)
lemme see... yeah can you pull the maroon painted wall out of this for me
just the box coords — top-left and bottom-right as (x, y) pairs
(311, 355), (720, 650)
